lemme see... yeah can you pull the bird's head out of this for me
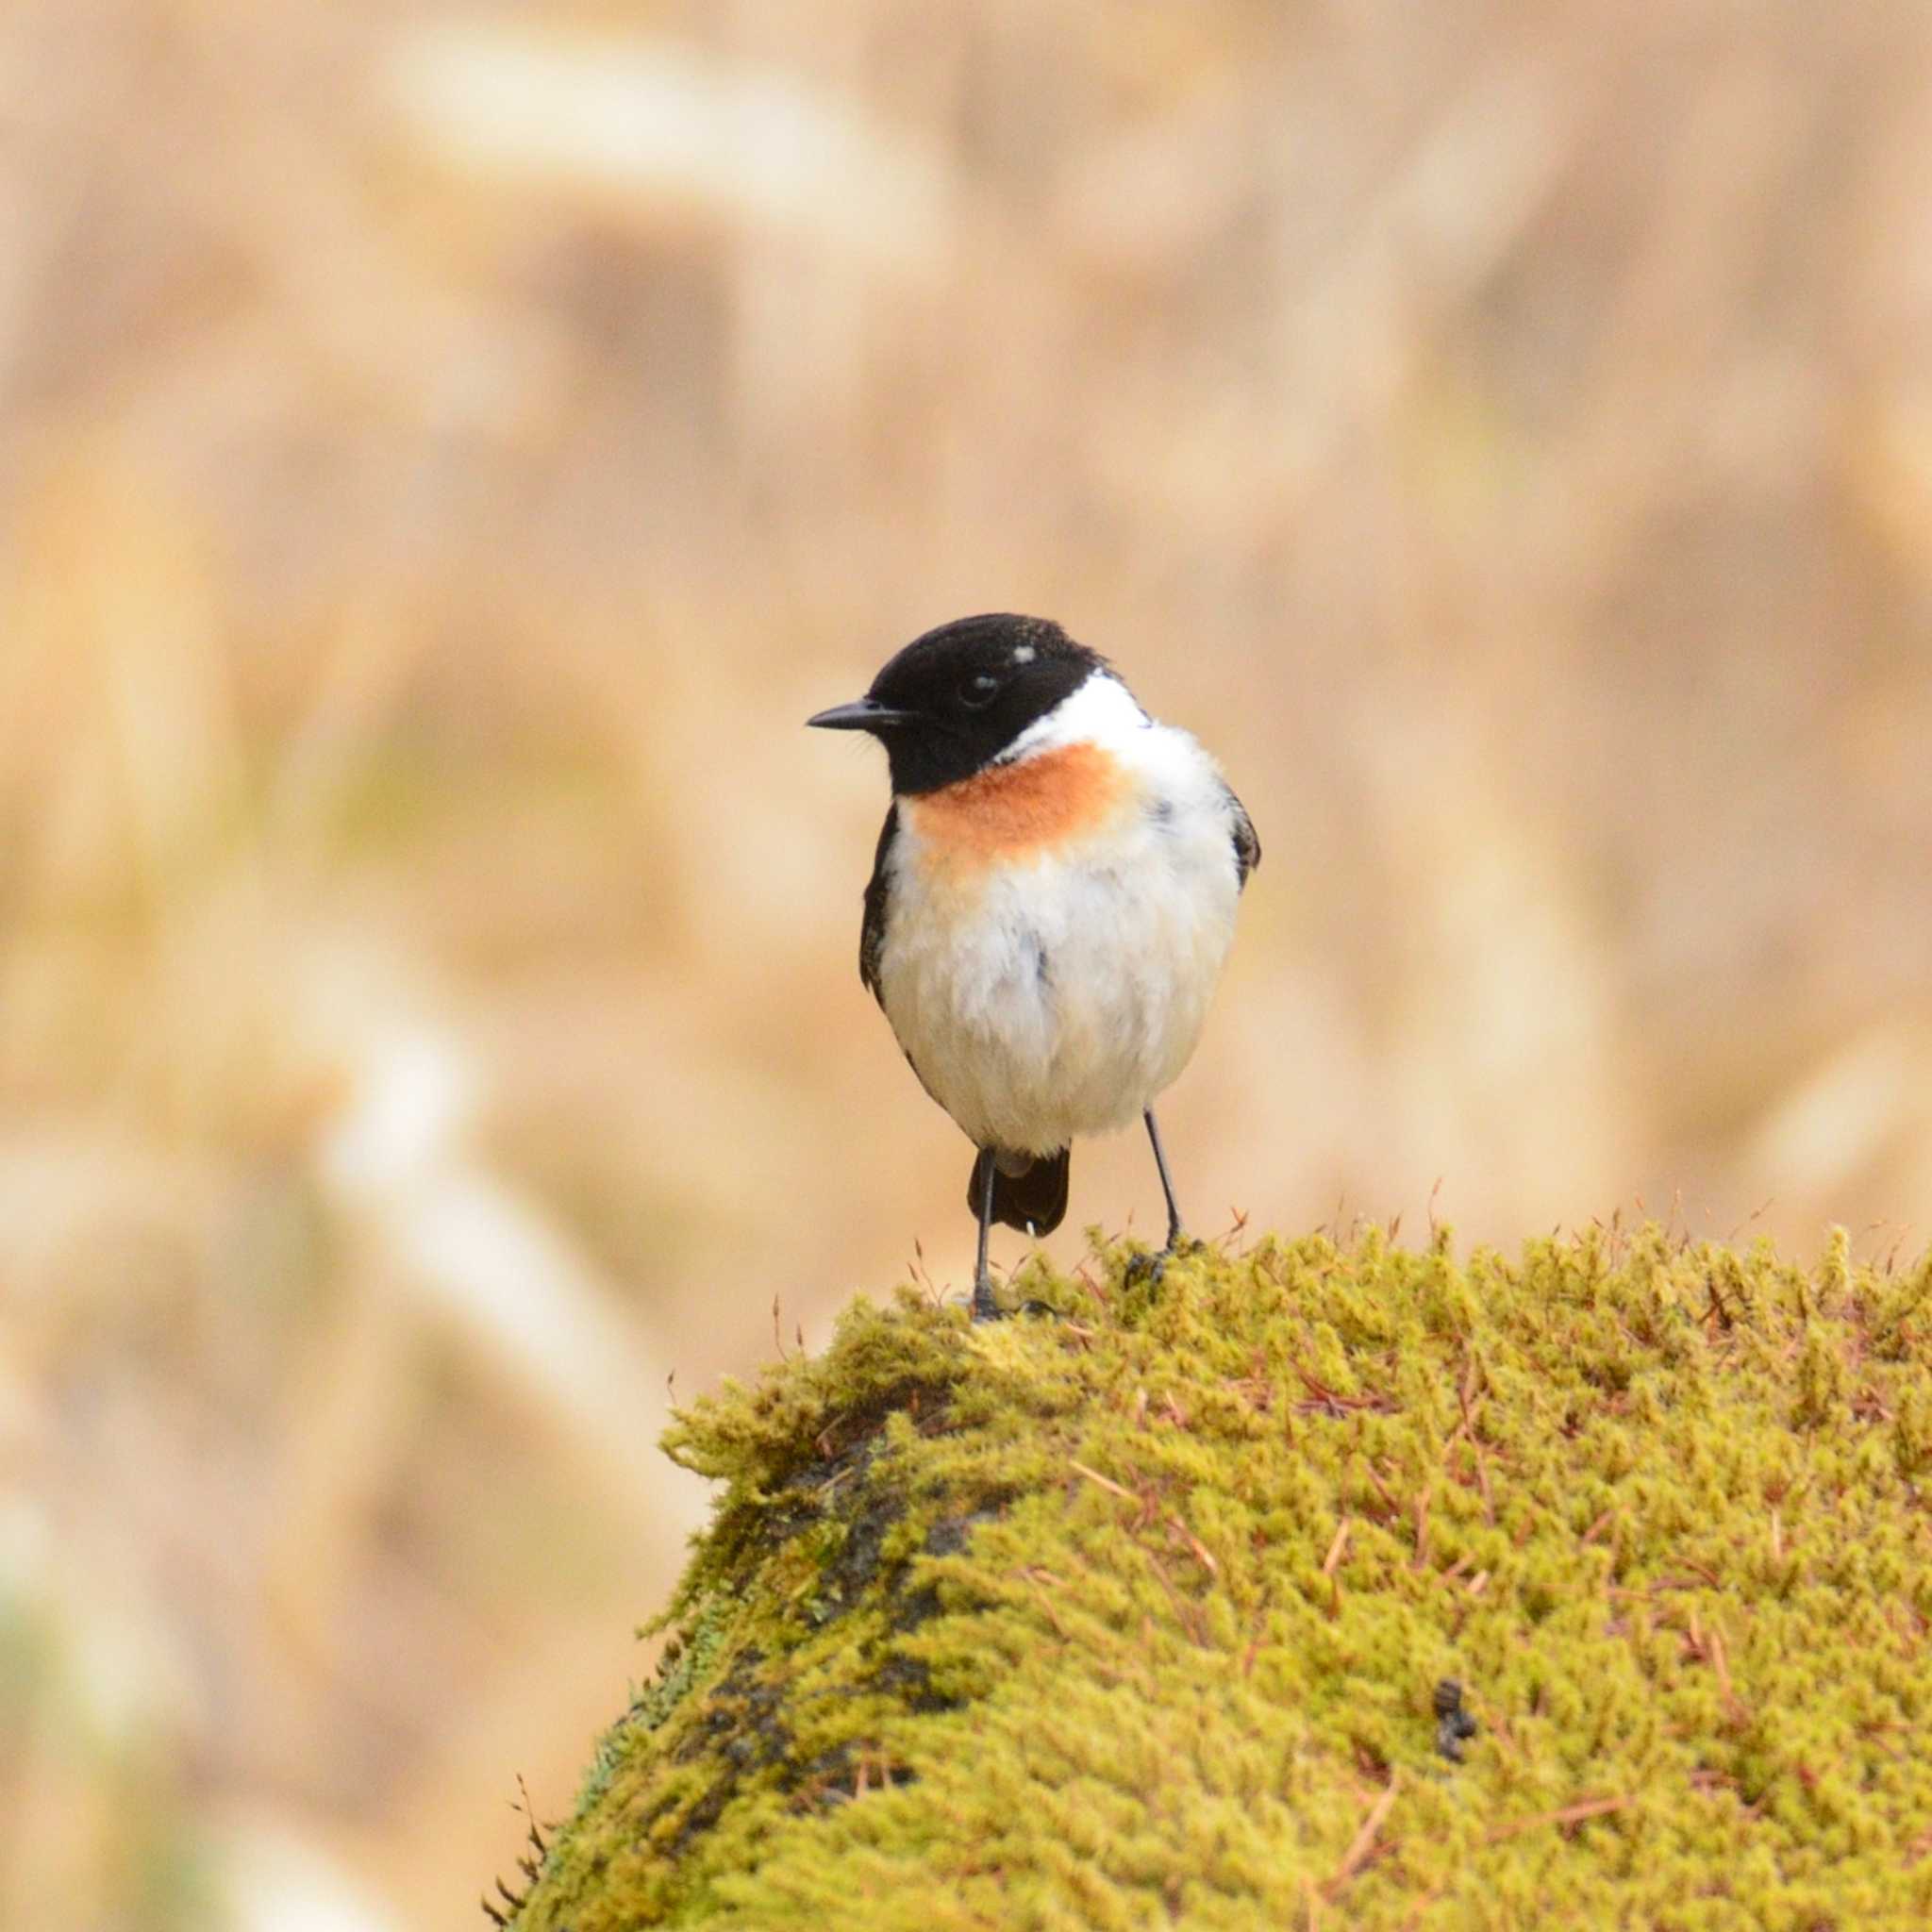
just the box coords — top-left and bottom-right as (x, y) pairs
(807, 613), (1114, 795)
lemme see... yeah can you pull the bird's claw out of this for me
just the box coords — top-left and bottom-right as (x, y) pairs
(969, 1288), (1008, 1324)
(1124, 1234), (1202, 1291)
(970, 1289), (1063, 1324)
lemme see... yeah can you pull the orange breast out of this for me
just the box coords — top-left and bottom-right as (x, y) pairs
(903, 741), (1128, 875)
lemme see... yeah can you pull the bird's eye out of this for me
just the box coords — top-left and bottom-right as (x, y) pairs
(959, 674), (1002, 709)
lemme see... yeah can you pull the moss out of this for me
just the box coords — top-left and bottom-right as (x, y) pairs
(504, 1229), (1932, 1930)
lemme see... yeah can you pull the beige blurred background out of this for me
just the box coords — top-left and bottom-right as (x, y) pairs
(1, 2), (1929, 1926)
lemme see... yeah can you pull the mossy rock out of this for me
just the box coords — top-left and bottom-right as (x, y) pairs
(500, 1228), (1932, 1929)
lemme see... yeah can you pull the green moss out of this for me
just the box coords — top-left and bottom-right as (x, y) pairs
(505, 1229), (1932, 1930)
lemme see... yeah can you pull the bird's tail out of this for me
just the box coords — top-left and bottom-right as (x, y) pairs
(968, 1146), (1071, 1238)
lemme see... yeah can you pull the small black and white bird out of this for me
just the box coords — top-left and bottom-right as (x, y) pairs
(808, 614), (1259, 1319)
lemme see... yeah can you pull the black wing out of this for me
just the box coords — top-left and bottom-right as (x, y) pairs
(858, 806), (949, 1112)
(858, 803), (898, 1008)
(1227, 787), (1260, 890)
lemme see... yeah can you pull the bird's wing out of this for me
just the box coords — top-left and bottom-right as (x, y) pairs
(858, 802), (898, 1008)
(1226, 786), (1260, 890)
(858, 805), (946, 1111)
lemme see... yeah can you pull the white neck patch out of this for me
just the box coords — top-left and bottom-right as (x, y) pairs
(1002, 668), (1150, 763)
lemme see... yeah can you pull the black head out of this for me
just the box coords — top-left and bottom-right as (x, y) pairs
(807, 614), (1105, 794)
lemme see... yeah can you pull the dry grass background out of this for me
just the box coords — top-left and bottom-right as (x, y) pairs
(0, 3), (1928, 1928)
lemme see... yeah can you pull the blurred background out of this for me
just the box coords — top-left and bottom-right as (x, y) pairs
(1, 1), (1928, 1925)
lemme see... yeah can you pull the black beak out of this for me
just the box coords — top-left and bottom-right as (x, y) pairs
(806, 698), (921, 733)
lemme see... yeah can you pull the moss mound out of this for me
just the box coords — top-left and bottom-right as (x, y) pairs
(503, 1229), (1932, 1929)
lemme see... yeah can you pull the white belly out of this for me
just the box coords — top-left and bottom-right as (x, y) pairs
(877, 776), (1241, 1156)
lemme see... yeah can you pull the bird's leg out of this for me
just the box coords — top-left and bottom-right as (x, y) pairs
(971, 1147), (1001, 1321)
(1124, 1109), (1196, 1291)
(1143, 1108), (1186, 1253)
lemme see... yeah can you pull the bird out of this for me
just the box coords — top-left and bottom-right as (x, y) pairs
(808, 613), (1259, 1320)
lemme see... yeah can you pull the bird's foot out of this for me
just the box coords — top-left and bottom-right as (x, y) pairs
(969, 1278), (1008, 1323)
(1124, 1232), (1202, 1291)
(968, 1279), (1063, 1324)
